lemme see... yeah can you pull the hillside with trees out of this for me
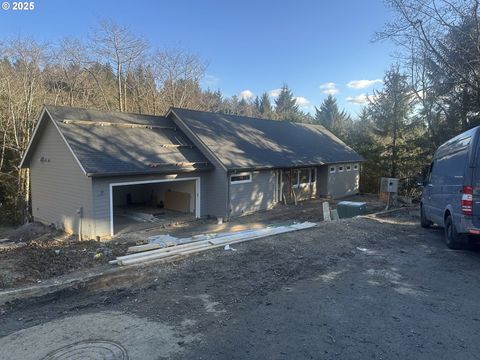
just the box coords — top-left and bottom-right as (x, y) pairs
(1, 0), (480, 223)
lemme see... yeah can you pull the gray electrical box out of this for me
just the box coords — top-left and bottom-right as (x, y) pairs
(380, 177), (399, 193)
(387, 178), (398, 193)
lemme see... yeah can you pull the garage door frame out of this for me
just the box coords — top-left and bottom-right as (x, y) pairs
(109, 176), (201, 236)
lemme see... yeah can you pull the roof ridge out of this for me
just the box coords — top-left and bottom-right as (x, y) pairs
(172, 107), (316, 126)
(46, 104), (166, 119)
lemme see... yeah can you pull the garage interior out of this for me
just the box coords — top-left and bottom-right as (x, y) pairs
(112, 179), (198, 234)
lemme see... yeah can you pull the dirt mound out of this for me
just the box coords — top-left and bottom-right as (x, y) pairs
(3, 222), (56, 243)
(0, 236), (132, 289)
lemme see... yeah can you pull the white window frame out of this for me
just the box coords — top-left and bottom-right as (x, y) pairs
(346, 164), (352, 171)
(353, 164), (359, 170)
(338, 165), (344, 172)
(293, 168), (316, 188)
(329, 166), (336, 174)
(230, 172), (252, 184)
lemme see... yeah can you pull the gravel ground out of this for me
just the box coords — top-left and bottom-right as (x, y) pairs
(1, 208), (480, 359)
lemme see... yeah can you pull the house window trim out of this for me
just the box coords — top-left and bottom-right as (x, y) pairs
(338, 165), (344, 172)
(329, 166), (336, 174)
(293, 168), (316, 188)
(353, 164), (359, 171)
(230, 172), (252, 184)
(346, 164), (352, 171)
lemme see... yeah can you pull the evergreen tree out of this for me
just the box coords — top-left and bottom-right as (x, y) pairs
(314, 95), (351, 137)
(369, 66), (421, 178)
(275, 84), (299, 121)
(259, 92), (274, 119)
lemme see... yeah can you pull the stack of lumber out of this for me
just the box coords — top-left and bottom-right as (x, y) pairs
(110, 222), (317, 266)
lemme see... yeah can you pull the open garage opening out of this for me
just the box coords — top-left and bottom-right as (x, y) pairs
(109, 178), (200, 236)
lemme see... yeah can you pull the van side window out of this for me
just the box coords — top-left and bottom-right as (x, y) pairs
(431, 148), (468, 185)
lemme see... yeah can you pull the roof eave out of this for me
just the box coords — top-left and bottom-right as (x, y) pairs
(19, 106), (48, 169)
(87, 166), (213, 178)
(226, 160), (362, 172)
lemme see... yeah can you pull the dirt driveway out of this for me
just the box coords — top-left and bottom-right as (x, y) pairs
(1, 209), (480, 359)
(0, 194), (383, 289)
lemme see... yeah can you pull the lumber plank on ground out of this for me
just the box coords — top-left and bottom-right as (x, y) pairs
(323, 202), (331, 222)
(127, 243), (163, 254)
(113, 222), (317, 266)
(331, 209), (340, 221)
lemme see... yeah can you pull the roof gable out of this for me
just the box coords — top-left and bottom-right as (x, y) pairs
(170, 108), (363, 170)
(21, 105), (212, 177)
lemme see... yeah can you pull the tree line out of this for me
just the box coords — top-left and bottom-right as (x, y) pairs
(0, 21), (316, 224)
(2, 0), (479, 224)
(315, 0), (480, 196)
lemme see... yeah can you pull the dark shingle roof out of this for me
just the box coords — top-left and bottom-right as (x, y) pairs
(171, 108), (363, 170)
(46, 105), (212, 176)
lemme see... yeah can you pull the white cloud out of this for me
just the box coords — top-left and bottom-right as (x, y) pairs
(239, 89), (255, 100)
(319, 82), (339, 95)
(323, 88), (339, 95)
(346, 79), (382, 89)
(268, 88), (282, 98)
(295, 96), (310, 107)
(346, 93), (378, 105)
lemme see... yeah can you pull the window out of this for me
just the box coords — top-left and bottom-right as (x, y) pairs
(329, 166), (336, 173)
(299, 169), (310, 184)
(293, 168), (316, 188)
(338, 165), (344, 172)
(230, 172), (252, 184)
(353, 164), (358, 170)
(346, 165), (351, 171)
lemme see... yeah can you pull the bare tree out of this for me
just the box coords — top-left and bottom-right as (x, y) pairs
(0, 38), (49, 221)
(153, 48), (207, 109)
(379, 0), (480, 142)
(90, 21), (148, 112)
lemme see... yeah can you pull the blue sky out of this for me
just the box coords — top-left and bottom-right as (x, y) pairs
(0, 0), (395, 116)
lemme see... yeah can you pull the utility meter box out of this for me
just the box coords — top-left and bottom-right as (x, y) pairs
(387, 178), (399, 193)
(380, 177), (399, 193)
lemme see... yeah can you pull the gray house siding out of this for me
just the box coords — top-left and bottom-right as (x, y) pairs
(229, 170), (276, 216)
(170, 111), (228, 218)
(327, 163), (360, 198)
(91, 172), (207, 238)
(316, 165), (329, 197)
(30, 117), (94, 238)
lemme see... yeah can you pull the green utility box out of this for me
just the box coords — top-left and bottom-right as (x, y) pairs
(336, 201), (367, 218)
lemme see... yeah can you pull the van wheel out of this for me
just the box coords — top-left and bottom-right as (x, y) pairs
(444, 215), (463, 250)
(420, 205), (432, 228)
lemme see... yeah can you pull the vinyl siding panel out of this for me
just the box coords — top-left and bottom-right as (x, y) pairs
(316, 165), (329, 197)
(29, 118), (94, 238)
(229, 170), (276, 216)
(92, 172), (208, 238)
(327, 163), (360, 198)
